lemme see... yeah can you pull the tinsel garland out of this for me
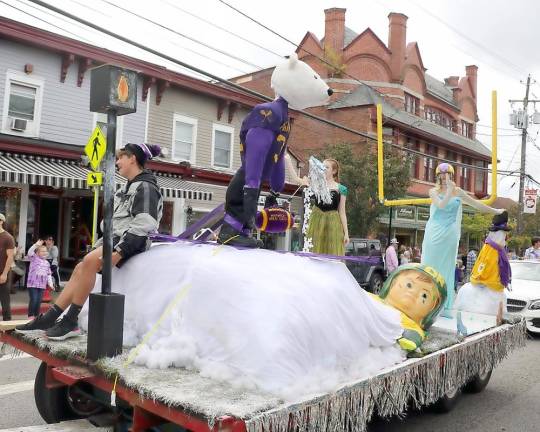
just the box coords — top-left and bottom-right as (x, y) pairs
(245, 321), (527, 432)
(2, 321), (527, 432)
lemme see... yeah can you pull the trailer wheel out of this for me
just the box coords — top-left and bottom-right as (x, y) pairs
(66, 384), (103, 417)
(34, 362), (74, 423)
(431, 385), (460, 413)
(464, 369), (492, 394)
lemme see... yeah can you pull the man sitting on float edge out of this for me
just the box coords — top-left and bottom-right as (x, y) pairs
(17, 143), (163, 340)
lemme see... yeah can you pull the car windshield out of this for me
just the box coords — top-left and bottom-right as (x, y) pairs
(510, 261), (540, 282)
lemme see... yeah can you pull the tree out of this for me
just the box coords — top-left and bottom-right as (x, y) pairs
(317, 142), (411, 237)
(461, 212), (492, 244)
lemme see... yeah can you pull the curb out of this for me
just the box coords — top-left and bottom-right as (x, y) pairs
(1, 303), (49, 317)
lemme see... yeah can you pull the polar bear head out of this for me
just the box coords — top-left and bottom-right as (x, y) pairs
(271, 53), (333, 110)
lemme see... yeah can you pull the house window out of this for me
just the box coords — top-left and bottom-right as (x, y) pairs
(475, 160), (487, 195)
(93, 113), (124, 148)
(461, 120), (473, 138)
(461, 156), (472, 191)
(2, 71), (44, 137)
(424, 144), (438, 182)
(404, 93), (420, 116)
(424, 106), (455, 131)
(212, 124), (234, 169)
(406, 138), (421, 178)
(172, 114), (197, 162)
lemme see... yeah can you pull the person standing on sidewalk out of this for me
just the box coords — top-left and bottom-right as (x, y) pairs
(0, 213), (15, 321)
(26, 240), (53, 317)
(385, 238), (399, 274)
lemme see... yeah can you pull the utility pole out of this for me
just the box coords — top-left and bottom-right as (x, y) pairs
(509, 75), (540, 233)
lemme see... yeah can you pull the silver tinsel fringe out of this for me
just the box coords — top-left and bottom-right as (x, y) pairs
(6, 322), (527, 432)
(245, 321), (527, 432)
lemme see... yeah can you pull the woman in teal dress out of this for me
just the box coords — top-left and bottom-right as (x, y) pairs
(421, 163), (502, 317)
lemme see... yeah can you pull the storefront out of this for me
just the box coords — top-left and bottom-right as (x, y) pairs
(0, 151), (215, 271)
(378, 204), (429, 248)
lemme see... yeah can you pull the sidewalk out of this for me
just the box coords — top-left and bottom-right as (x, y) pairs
(0, 289), (57, 320)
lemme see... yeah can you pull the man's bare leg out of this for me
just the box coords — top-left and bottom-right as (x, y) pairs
(55, 247), (103, 309)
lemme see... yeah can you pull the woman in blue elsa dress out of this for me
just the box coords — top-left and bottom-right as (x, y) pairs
(422, 163), (502, 317)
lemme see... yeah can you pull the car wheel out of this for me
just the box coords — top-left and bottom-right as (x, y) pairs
(369, 273), (384, 294)
(464, 369), (492, 393)
(431, 385), (461, 413)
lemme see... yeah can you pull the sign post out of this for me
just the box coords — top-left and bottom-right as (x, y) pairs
(88, 65), (137, 361)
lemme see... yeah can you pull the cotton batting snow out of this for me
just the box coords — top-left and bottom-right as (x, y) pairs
(79, 242), (405, 400)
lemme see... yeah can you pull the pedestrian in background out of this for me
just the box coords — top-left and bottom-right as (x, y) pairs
(524, 237), (540, 260)
(45, 236), (60, 290)
(466, 248), (477, 282)
(385, 238), (399, 274)
(26, 240), (53, 318)
(0, 213), (15, 321)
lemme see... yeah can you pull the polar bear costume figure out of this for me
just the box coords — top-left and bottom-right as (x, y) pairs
(218, 54), (333, 247)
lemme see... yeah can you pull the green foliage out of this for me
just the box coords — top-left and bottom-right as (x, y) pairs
(461, 213), (493, 242)
(318, 143), (411, 236)
(322, 46), (347, 78)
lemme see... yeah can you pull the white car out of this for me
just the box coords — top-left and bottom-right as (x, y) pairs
(505, 260), (540, 333)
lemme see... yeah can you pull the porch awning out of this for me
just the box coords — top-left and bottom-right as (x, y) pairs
(0, 152), (213, 201)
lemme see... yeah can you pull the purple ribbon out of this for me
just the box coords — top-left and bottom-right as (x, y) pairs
(485, 238), (512, 286)
(148, 235), (381, 265)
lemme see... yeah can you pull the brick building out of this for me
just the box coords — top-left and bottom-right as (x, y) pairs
(233, 8), (491, 247)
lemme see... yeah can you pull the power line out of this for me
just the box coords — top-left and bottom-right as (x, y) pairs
(158, 0), (284, 60)
(23, 0), (379, 144)
(98, 0), (265, 71)
(476, 124), (521, 132)
(408, 0), (528, 79)
(22, 0), (508, 177)
(2, 0), (93, 44)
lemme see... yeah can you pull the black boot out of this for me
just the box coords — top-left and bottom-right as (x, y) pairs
(243, 187), (260, 229)
(218, 223), (262, 248)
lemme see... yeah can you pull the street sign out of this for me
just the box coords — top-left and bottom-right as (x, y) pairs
(87, 171), (103, 186)
(524, 188), (537, 214)
(84, 126), (107, 170)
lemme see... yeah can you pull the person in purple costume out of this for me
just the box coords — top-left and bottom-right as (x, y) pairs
(218, 54), (333, 247)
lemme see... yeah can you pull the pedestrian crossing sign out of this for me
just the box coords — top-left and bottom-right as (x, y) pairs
(87, 171), (103, 186)
(85, 126), (107, 171)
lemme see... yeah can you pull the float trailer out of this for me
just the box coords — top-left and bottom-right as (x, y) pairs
(0, 319), (526, 432)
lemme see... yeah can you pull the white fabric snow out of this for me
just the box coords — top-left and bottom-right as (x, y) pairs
(80, 242), (404, 400)
(454, 282), (506, 315)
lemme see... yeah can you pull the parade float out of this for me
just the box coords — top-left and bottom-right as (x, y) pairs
(0, 60), (527, 432)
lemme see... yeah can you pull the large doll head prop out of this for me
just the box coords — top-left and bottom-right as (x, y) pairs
(271, 53), (333, 110)
(379, 263), (447, 329)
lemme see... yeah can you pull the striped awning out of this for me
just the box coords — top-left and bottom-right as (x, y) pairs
(0, 152), (213, 201)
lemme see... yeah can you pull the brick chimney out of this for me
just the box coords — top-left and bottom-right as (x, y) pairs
(388, 13), (408, 82)
(324, 8), (346, 54)
(444, 76), (459, 87)
(466, 65), (478, 99)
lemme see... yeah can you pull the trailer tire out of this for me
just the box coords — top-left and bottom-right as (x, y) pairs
(431, 385), (460, 413)
(464, 369), (492, 394)
(34, 362), (74, 424)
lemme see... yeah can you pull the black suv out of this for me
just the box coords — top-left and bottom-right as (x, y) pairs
(345, 238), (386, 293)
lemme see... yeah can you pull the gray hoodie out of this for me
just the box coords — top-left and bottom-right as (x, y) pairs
(97, 170), (163, 262)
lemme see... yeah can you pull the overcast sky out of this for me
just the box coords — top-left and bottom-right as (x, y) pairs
(2, 0), (540, 199)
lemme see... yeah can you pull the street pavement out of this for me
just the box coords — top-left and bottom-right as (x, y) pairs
(369, 334), (540, 432)
(0, 315), (538, 431)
